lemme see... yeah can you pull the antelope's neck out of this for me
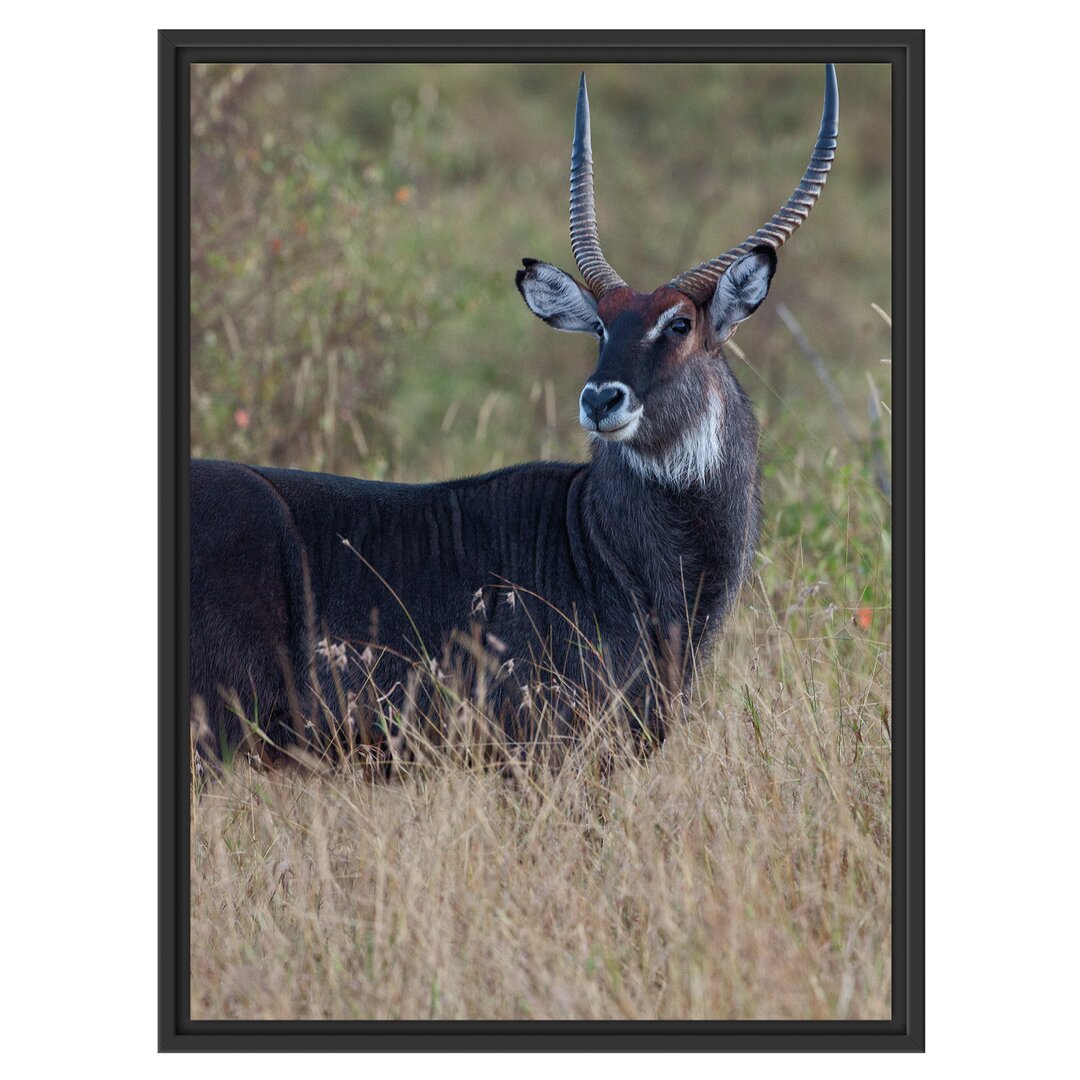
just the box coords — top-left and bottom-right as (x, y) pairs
(581, 399), (759, 644)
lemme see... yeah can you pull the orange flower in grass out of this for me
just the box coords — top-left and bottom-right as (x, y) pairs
(856, 607), (873, 631)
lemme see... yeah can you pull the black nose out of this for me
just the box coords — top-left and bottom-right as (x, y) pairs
(581, 384), (625, 423)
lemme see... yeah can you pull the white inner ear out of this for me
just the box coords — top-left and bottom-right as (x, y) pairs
(709, 250), (774, 342)
(519, 262), (602, 335)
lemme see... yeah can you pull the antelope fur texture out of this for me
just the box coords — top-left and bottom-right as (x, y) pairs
(190, 67), (837, 758)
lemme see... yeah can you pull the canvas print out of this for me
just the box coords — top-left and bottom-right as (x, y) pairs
(188, 61), (892, 1021)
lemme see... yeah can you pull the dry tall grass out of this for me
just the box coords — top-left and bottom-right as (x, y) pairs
(191, 570), (891, 1021)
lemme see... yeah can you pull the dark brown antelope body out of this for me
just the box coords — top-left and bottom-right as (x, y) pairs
(190, 66), (839, 758)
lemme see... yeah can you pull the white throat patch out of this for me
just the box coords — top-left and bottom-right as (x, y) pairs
(622, 394), (725, 490)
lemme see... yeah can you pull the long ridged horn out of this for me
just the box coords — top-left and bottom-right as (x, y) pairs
(570, 73), (628, 299)
(668, 63), (839, 304)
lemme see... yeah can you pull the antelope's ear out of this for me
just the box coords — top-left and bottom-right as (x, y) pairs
(708, 246), (777, 344)
(516, 259), (602, 335)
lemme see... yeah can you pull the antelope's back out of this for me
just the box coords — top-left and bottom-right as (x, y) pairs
(189, 458), (592, 754)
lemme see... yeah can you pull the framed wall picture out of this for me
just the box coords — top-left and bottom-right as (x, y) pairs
(160, 28), (924, 1051)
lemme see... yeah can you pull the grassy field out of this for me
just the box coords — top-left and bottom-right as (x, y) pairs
(189, 61), (892, 1020)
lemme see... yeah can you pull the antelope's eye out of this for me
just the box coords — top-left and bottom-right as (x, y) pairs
(668, 317), (692, 336)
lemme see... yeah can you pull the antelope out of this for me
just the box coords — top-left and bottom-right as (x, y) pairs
(191, 65), (839, 759)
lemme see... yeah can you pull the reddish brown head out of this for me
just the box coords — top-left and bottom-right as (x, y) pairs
(516, 66), (837, 486)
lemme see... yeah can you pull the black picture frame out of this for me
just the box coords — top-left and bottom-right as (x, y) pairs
(160, 28), (924, 1052)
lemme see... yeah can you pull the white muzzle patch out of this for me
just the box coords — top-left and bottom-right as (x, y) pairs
(579, 380), (643, 441)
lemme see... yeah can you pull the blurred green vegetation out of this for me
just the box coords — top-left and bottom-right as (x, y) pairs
(191, 61), (891, 628)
